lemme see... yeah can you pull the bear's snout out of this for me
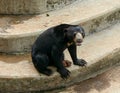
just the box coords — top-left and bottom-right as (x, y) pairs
(74, 32), (83, 46)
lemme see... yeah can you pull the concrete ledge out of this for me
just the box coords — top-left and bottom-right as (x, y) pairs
(0, 0), (77, 14)
(0, 23), (120, 92)
(0, 0), (120, 53)
(0, 49), (120, 92)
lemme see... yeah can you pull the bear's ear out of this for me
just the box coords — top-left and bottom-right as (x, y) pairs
(63, 28), (68, 33)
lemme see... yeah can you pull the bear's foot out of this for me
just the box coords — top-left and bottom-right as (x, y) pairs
(74, 59), (87, 67)
(41, 68), (53, 76)
(62, 60), (72, 67)
(57, 68), (70, 79)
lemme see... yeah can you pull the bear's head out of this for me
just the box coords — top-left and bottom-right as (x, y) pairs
(54, 24), (85, 46)
(64, 25), (85, 46)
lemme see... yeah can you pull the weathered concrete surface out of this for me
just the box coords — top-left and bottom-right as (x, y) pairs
(0, 0), (120, 53)
(0, 0), (77, 14)
(60, 65), (120, 93)
(0, 23), (120, 92)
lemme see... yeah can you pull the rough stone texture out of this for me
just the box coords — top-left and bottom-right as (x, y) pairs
(0, 23), (120, 92)
(60, 65), (120, 93)
(46, 0), (80, 11)
(80, 9), (120, 35)
(0, 35), (38, 54)
(0, 0), (120, 54)
(0, 0), (77, 14)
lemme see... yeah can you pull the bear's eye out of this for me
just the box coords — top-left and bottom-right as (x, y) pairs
(74, 32), (77, 37)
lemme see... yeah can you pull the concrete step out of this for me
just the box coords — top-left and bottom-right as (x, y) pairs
(0, 0), (120, 53)
(0, 23), (120, 92)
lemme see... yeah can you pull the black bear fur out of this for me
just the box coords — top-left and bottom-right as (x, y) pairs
(31, 24), (87, 79)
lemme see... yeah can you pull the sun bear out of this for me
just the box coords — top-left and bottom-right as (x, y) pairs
(31, 24), (87, 79)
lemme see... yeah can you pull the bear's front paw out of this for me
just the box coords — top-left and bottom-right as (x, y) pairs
(57, 68), (70, 79)
(74, 59), (87, 67)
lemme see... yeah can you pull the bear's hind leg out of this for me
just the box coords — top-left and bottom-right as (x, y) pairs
(32, 54), (52, 76)
(51, 46), (70, 79)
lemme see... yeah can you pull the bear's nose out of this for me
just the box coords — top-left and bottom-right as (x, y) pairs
(76, 39), (83, 43)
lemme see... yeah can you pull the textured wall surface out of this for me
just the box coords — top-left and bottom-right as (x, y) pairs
(0, 0), (77, 14)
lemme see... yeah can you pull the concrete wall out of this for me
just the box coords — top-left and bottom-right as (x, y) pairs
(0, 0), (77, 14)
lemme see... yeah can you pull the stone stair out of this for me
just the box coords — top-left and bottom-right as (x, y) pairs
(0, 0), (120, 92)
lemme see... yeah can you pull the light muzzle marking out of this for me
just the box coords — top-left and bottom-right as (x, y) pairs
(74, 32), (83, 46)
(75, 33), (83, 40)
